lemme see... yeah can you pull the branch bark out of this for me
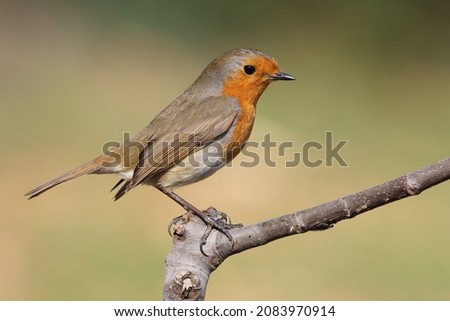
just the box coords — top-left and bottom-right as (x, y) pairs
(163, 157), (450, 300)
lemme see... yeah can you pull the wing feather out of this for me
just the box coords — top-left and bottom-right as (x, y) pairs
(113, 96), (238, 200)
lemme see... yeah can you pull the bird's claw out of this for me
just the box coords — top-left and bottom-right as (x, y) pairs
(197, 207), (242, 256)
(168, 207), (242, 256)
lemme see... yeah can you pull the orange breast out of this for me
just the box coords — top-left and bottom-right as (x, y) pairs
(226, 102), (255, 161)
(222, 85), (257, 162)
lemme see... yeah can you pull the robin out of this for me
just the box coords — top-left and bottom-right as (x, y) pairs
(26, 48), (295, 243)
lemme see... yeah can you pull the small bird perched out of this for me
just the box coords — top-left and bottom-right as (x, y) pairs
(26, 48), (294, 241)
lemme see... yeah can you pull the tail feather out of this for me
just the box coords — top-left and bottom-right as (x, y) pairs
(25, 155), (108, 199)
(110, 178), (125, 192)
(113, 180), (132, 201)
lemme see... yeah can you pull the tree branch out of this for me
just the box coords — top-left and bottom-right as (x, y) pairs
(163, 157), (450, 300)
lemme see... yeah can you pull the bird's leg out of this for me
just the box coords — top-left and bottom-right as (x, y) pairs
(159, 188), (203, 216)
(159, 188), (236, 253)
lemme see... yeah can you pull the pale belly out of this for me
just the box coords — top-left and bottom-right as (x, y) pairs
(155, 143), (228, 191)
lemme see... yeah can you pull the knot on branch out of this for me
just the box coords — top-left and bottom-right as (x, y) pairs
(405, 174), (421, 195)
(174, 271), (201, 300)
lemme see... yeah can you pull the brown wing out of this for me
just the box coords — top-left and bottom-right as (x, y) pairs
(113, 96), (238, 200)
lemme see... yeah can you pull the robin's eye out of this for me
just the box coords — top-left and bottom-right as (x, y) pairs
(243, 65), (256, 75)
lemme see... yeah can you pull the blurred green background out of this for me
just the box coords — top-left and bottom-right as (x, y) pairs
(1, 0), (449, 300)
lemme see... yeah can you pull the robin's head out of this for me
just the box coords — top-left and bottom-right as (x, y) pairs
(193, 48), (295, 104)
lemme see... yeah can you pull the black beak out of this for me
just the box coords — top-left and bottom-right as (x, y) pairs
(270, 71), (295, 81)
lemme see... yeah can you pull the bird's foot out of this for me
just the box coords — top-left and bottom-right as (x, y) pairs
(204, 207), (243, 228)
(162, 190), (241, 254)
(196, 207), (243, 255)
(168, 207), (242, 256)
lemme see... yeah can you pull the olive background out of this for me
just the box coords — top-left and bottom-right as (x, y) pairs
(1, 0), (449, 300)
